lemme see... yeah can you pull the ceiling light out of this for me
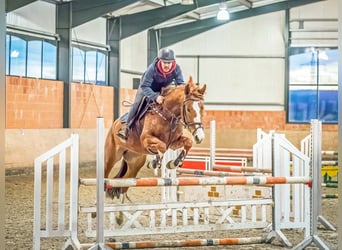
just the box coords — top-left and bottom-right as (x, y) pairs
(181, 0), (194, 5)
(217, 2), (230, 21)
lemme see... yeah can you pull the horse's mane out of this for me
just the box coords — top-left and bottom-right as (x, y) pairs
(161, 84), (183, 97)
(161, 77), (205, 100)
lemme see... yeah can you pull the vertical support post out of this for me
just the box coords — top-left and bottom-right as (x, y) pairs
(69, 134), (80, 247)
(294, 119), (331, 249)
(56, 2), (72, 128)
(63, 133), (81, 249)
(89, 117), (112, 249)
(0, 0), (5, 248)
(147, 29), (159, 65)
(266, 132), (292, 247)
(209, 120), (216, 171)
(337, 0), (342, 247)
(107, 18), (121, 120)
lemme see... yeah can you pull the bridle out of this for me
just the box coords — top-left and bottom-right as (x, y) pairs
(182, 97), (204, 136)
(147, 94), (204, 146)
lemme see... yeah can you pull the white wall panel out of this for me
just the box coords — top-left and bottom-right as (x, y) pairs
(6, 1), (55, 33)
(199, 58), (284, 104)
(169, 12), (286, 110)
(73, 18), (106, 45)
(290, 0), (338, 46)
(172, 12), (285, 56)
(291, 0), (337, 19)
(176, 58), (198, 83)
(120, 31), (148, 88)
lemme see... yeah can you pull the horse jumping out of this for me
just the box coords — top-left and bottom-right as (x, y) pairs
(104, 76), (207, 199)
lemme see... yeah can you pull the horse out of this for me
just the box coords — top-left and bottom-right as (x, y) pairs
(104, 76), (206, 200)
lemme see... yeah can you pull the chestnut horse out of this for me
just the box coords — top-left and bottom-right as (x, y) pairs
(104, 76), (206, 199)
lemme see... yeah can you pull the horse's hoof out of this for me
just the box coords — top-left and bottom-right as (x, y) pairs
(116, 211), (124, 225)
(146, 161), (152, 169)
(106, 187), (121, 199)
(166, 160), (176, 169)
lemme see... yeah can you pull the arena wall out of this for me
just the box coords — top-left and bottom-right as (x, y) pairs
(4, 76), (338, 169)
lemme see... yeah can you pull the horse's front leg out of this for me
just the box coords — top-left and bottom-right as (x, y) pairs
(141, 136), (167, 155)
(147, 153), (163, 169)
(167, 136), (193, 169)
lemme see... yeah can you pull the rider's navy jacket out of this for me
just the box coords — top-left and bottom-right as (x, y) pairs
(140, 58), (184, 101)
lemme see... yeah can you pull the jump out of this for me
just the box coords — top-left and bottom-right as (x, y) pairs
(104, 76), (207, 199)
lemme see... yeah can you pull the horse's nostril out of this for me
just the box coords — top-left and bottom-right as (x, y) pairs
(195, 137), (203, 144)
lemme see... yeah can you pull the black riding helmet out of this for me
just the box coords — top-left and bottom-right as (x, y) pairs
(158, 48), (175, 62)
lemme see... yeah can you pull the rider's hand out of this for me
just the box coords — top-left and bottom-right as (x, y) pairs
(156, 95), (164, 104)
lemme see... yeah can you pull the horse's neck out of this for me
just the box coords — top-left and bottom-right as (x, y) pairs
(163, 94), (183, 116)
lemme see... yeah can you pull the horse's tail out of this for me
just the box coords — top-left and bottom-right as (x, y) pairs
(114, 159), (128, 179)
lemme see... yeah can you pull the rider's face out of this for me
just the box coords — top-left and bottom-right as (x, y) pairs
(160, 60), (173, 73)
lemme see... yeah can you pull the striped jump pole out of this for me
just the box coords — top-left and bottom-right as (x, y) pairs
(80, 175), (311, 188)
(178, 168), (268, 177)
(213, 164), (272, 173)
(103, 236), (266, 249)
(321, 150), (338, 156)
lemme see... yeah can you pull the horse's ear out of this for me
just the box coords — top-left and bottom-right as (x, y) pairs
(199, 84), (206, 95)
(184, 82), (191, 95)
(188, 76), (193, 84)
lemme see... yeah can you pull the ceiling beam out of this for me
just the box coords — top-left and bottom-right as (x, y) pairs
(5, 0), (37, 13)
(157, 0), (324, 47)
(120, 0), (218, 39)
(238, 0), (252, 9)
(72, 0), (141, 27)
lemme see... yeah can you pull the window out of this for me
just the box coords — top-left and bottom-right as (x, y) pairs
(288, 48), (338, 124)
(5, 35), (9, 75)
(9, 35), (26, 76)
(72, 47), (85, 83)
(6, 33), (57, 79)
(72, 45), (107, 85)
(27, 40), (42, 78)
(6, 33), (107, 84)
(42, 41), (57, 79)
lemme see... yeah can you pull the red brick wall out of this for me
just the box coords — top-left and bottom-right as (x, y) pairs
(6, 76), (64, 128)
(70, 83), (114, 128)
(119, 88), (137, 115)
(5, 77), (337, 134)
(6, 76), (115, 129)
(203, 110), (337, 132)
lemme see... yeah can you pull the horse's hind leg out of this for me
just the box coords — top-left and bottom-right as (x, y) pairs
(104, 123), (128, 199)
(104, 125), (122, 178)
(120, 152), (147, 193)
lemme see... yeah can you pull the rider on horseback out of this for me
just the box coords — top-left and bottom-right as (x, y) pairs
(117, 47), (185, 140)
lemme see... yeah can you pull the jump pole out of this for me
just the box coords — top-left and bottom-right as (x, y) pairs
(82, 175), (311, 187)
(104, 236), (266, 249)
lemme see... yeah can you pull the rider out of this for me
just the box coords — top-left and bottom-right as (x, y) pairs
(117, 47), (185, 140)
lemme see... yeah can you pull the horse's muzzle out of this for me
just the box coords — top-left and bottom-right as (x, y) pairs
(193, 127), (205, 144)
